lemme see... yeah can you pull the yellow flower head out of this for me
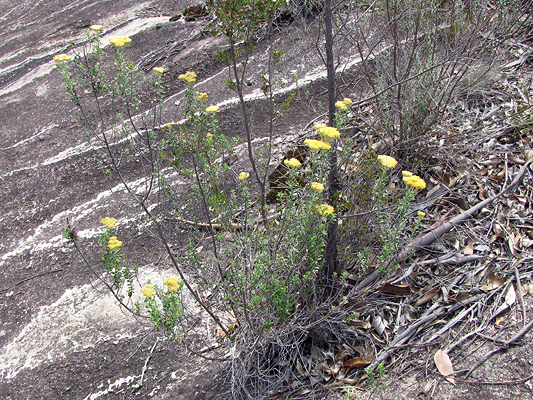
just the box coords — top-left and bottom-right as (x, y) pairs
(100, 217), (118, 229)
(314, 123), (327, 132)
(284, 158), (301, 169)
(403, 174), (427, 190)
(319, 126), (340, 141)
(316, 203), (335, 216)
(417, 211), (426, 217)
(402, 171), (413, 177)
(238, 172), (250, 181)
(304, 139), (331, 152)
(153, 67), (165, 74)
(343, 98), (353, 106)
(195, 91), (208, 101)
(141, 284), (154, 298)
(53, 54), (72, 62)
(107, 236), (123, 250)
(206, 106), (219, 113)
(109, 36), (131, 47)
(311, 182), (325, 192)
(90, 25), (103, 31)
(178, 71), (197, 83)
(335, 101), (348, 111)
(207, 132), (213, 138)
(377, 155), (398, 169)
(163, 277), (180, 292)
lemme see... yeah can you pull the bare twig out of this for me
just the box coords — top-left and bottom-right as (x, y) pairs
(15, 268), (63, 285)
(514, 263), (527, 328)
(464, 319), (533, 379)
(137, 337), (159, 388)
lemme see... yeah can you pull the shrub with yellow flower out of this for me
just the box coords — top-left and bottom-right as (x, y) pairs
(206, 106), (219, 113)
(284, 158), (301, 169)
(311, 182), (325, 192)
(178, 71), (197, 83)
(90, 25), (103, 31)
(53, 54), (72, 62)
(402, 171), (413, 177)
(417, 211), (426, 217)
(238, 172), (250, 181)
(109, 37), (131, 47)
(163, 277), (180, 292)
(316, 203), (334, 216)
(100, 217), (118, 229)
(153, 67), (165, 74)
(403, 174), (426, 189)
(107, 236), (122, 250)
(141, 284), (155, 298)
(343, 98), (353, 106)
(377, 155), (398, 169)
(335, 101), (348, 111)
(195, 91), (208, 101)
(304, 139), (331, 152)
(318, 126), (340, 141)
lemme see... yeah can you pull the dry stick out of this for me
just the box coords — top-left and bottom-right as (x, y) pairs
(14, 268), (63, 285)
(137, 337), (159, 388)
(462, 371), (533, 386)
(464, 319), (533, 379)
(514, 264), (527, 328)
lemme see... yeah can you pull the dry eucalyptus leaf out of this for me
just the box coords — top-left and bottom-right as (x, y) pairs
(495, 316), (506, 326)
(481, 273), (507, 291)
(505, 284), (516, 306)
(343, 357), (370, 369)
(378, 283), (411, 296)
(463, 242), (475, 255)
(414, 289), (440, 306)
(434, 349), (455, 385)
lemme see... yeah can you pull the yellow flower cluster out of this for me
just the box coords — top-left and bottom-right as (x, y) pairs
(343, 98), (353, 106)
(238, 172), (250, 181)
(316, 203), (335, 216)
(311, 182), (324, 192)
(314, 124), (340, 141)
(335, 101), (348, 111)
(178, 71), (197, 83)
(90, 25), (103, 31)
(206, 132), (213, 138)
(53, 54), (72, 62)
(402, 172), (426, 189)
(284, 158), (301, 169)
(107, 236), (122, 250)
(195, 91), (208, 101)
(109, 36), (131, 47)
(163, 277), (180, 292)
(100, 217), (118, 229)
(153, 67), (165, 74)
(417, 211), (426, 217)
(141, 284), (154, 298)
(206, 106), (219, 113)
(304, 139), (331, 152)
(377, 155), (398, 169)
